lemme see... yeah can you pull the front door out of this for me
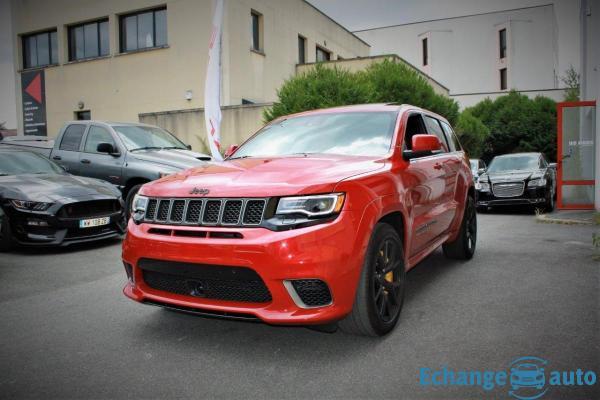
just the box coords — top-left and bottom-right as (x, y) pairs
(557, 101), (596, 209)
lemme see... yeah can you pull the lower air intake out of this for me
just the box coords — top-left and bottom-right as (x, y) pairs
(290, 279), (332, 307)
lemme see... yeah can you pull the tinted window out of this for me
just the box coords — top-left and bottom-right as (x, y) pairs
(424, 116), (449, 152)
(85, 126), (115, 153)
(404, 113), (427, 150)
(422, 37), (428, 66)
(0, 151), (63, 175)
(440, 120), (462, 152)
(59, 125), (86, 151)
(231, 112), (398, 158)
(298, 35), (306, 64)
(500, 68), (507, 90)
(499, 29), (507, 59)
(251, 11), (261, 51)
(120, 7), (167, 52)
(22, 30), (58, 69)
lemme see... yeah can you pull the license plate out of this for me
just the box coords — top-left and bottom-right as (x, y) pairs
(79, 217), (110, 228)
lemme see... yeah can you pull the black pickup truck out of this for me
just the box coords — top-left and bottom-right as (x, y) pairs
(1, 121), (211, 214)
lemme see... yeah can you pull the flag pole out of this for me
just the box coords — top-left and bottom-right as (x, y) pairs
(204, 0), (224, 161)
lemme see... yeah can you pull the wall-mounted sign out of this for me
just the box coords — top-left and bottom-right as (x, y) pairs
(21, 70), (47, 136)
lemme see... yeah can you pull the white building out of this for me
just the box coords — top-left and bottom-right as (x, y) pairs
(354, 2), (581, 108)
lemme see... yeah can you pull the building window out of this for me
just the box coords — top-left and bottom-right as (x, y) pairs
(422, 37), (428, 66)
(298, 35), (306, 64)
(22, 30), (58, 69)
(75, 110), (91, 120)
(316, 46), (330, 62)
(120, 7), (167, 52)
(500, 68), (507, 90)
(499, 28), (507, 59)
(251, 10), (263, 52)
(68, 19), (109, 61)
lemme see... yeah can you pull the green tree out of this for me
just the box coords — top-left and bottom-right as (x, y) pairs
(454, 111), (489, 158)
(264, 60), (459, 125)
(560, 65), (580, 102)
(466, 91), (557, 161)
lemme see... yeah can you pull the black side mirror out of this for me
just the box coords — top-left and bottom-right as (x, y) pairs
(97, 142), (119, 156)
(186, 144), (192, 150)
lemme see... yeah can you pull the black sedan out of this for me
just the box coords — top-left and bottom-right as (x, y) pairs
(476, 152), (556, 212)
(0, 149), (126, 250)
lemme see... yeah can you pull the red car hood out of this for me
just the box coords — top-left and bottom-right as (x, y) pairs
(141, 154), (386, 197)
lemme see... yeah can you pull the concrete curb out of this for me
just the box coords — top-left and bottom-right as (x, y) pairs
(535, 214), (594, 225)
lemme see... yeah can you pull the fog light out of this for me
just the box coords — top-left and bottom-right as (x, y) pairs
(123, 262), (134, 284)
(27, 219), (49, 227)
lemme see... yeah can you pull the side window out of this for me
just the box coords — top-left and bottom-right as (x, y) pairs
(539, 155), (547, 168)
(404, 113), (427, 150)
(440, 120), (462, 152)
(423, 116), (449, 152)
(85, 126), (115, 153)
(59, 124), (86, 151)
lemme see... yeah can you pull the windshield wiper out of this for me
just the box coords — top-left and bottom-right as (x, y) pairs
(130, 146), (163, 152)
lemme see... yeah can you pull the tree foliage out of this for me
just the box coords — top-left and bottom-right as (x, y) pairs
(264, 60), (459, 125)
(560, 65), (580, 102)
(454, 111), (489, 158)
(466, 91), (557, 161)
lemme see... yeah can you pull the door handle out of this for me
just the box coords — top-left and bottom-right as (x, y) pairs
(81, 159), (91, 164)
(52, 155), (62, 160)
(434, 163), (443, 170)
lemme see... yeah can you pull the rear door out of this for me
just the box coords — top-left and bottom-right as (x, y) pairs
(79, 124), (124, 185)
(51, 123), (87, 174)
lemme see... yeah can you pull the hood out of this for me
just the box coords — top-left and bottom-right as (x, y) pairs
(482, 170), (542, 183)
(128, 148), (210, 170)
(0, 173), (121, 203)
(141, 154), (386, 197)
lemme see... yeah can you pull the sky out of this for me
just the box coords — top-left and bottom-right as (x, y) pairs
(307, 0), (556, 32)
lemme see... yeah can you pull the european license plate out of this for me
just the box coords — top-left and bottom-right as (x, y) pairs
(79, 217), (110, 228)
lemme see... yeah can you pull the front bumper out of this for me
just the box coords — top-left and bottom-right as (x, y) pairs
(122, 210), (365, 325)
(476, 186), (549, 207)
(7, 208), (126, 246)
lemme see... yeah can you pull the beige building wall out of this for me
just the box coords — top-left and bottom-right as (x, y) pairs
(11, 0), (369, 143)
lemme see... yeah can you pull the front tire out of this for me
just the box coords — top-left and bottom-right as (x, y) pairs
(543, 186), (555, 212)
(339, 223), (406, 337)
(443, 196), (477, 260)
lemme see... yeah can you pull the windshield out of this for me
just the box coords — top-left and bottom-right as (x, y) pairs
(230, 111), (398, 159)
(488, 154), (539, 173)
(0, 151), (64, 175)
(113, 125), (187, 151)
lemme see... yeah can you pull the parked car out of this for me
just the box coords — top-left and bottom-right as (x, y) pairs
(469, 158), (486, 182)
(0, 149), (126, 250)
(476, 152), (556, 212)
(121, 104), (476, 336)
(0, 122), (211, 215)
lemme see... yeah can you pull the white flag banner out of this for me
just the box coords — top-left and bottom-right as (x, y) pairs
(204, 0), (224, 161)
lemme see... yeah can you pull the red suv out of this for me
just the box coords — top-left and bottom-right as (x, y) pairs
(122, 104), (476, 336)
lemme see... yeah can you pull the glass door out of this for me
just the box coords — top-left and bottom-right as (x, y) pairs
(557, 101), (596, 209)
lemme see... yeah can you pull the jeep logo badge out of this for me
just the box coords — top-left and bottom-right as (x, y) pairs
(190, 187), (210, 195)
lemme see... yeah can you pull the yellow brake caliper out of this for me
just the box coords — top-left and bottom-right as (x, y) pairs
(380, 250), (394, 291)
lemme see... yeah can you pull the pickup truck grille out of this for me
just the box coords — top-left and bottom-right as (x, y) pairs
(492, 182), (525, 198)
(143, 198), (267, 227)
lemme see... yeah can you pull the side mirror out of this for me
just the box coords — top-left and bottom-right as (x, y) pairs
(97, 142), (119, 156)
(186, 144), (192, 150)
(477, 168), (486, 175)
(224, 144), (239, 158)
(548, 162), (557, 169)
(403, 134), (441, 160)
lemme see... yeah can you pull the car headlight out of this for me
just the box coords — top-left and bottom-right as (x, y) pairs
(475, 181), (490, 192)
(528, 178), (546, 187)
(10, 200), (52, 211)
(132, 194), (149, 213)
(276, 193), (345, 217)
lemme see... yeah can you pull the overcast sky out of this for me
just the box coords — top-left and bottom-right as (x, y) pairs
(307, 0), (554, 31)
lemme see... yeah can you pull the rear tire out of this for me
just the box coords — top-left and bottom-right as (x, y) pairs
(339, 223), (406, 337)
(443, 196), (477, 260)
(0, 214), (14, 252)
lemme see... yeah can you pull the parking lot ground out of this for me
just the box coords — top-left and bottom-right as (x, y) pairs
(0, 212), (598, 399)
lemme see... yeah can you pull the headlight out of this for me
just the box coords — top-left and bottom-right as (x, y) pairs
(528, 178), (546, 187)
(132, 194), (149, 213)
(10, 200), (52, 211)
(475, 182), (490, 192)
(276, 193), (345, 217)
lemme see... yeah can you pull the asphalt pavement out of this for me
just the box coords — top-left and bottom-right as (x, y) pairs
(0, 211), (598, 399)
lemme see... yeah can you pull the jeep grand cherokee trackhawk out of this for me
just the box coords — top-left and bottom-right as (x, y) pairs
(122, 104), (477, 336)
